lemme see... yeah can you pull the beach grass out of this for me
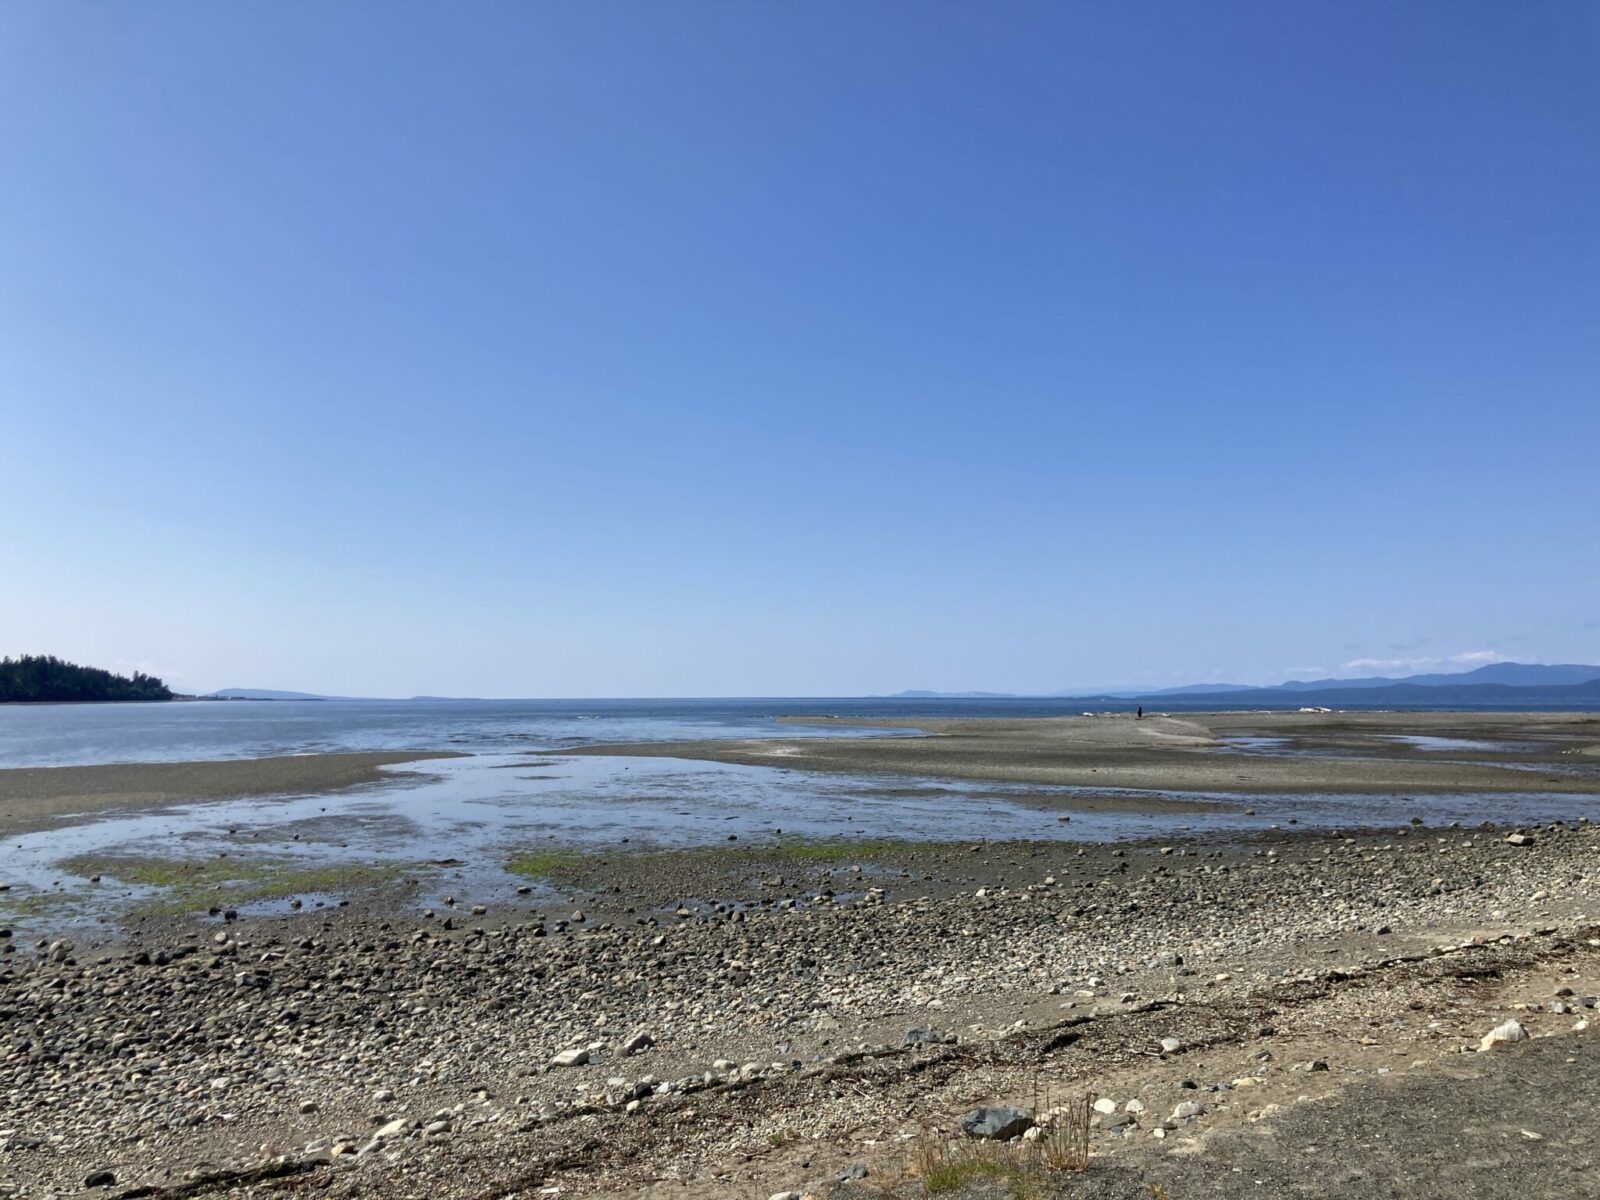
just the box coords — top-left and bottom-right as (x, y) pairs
(505, 835), (925, 881)
(60, 854), (412, 914)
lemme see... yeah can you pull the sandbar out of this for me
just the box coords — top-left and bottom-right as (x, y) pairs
(566, 710), (1600, 795)
(0, 750), (464, 837)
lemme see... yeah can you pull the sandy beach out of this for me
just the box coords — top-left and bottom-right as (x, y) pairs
(568, 710), (1600, 794)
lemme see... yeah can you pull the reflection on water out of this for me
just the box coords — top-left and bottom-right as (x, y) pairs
(4, 752), (1598, 937)
(1388, 735), (1532, 752)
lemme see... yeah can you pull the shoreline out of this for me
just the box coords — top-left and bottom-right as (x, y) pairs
(566, 710), (1600, 794)
(1, 713), (1598, 1195)
(0, 750), (466, 837)
(4, 822), (1597, 1197)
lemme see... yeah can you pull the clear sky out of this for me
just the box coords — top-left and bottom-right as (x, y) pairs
(3, 2), (1596, 697)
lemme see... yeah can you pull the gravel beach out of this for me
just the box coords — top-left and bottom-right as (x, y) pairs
(1, 713), (1598, 1199)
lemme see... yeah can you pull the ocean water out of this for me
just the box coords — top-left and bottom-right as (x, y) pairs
(1, 695), (1596, 770)
(0, 695), (1138, 769)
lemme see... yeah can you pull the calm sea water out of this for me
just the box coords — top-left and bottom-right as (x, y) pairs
(0, 696), (1070, 768)
(1, 693), (1596, 769)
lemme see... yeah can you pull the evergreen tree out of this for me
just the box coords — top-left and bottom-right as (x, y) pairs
(0, 655), (175, 702)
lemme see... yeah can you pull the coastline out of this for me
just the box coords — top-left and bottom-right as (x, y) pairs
(1, 713), (1598, 1195)
(565, 710), (1600, 794)
(0, 750), (466, 837)
(5, 824), (1598, 1198)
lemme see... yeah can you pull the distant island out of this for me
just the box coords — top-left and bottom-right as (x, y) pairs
(207, 688), (332, 701)
(0, 654), (173, 703)
(883, 661), (1600, 708)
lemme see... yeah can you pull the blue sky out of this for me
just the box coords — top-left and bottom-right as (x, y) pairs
(3, 2), (1596, 697)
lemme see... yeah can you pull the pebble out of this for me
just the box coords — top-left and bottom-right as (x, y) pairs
(1, 822), (1593, 1192)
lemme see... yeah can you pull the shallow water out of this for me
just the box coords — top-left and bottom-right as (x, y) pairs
(4, 695), (1596, 770)
(0, 697), (934, 768)
(1388, 735), (1533, 753)
(5, 752), (1598, 937)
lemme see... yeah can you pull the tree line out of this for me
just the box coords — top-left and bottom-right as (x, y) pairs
(0, 655), (174, 703)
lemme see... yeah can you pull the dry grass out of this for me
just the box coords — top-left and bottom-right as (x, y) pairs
(1035, 1092), (1091, 1174)
(876, 1083), (1092, 1199)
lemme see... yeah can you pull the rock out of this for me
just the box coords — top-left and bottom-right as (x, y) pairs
(1172, 1100), (1203, 1121)
(551, 1048), (591, 1067)
(835, 1162), (869, 1182)
(1506, 833), (1535, 847)
(623, 1030), (656, 1055)
(375, 1118), (409, 1139)
(901, 1026), (948, 1047)
(960, 1107), (1034, 1140)
(84, 1172), (116, 1189)
(1125, 1098), (1146, 1114)
(1092, 1097), (1118, 1115)
(1160, 1037), (1183, 1054)
(299, 1099), (319, 1113)
(1479, 1019), (1528, 1052)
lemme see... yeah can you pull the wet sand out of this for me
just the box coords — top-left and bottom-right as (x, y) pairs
(567, 710), (1600, 794)
(0, 750), (464, 837)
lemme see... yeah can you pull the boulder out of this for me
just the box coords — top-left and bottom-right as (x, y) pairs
(960, 1107), (1034, 1140)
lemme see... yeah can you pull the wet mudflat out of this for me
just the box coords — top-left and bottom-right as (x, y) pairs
(3, 745), (1599, 941)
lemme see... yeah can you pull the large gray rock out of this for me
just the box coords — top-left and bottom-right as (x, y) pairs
(959, 1106), (1034, 1140)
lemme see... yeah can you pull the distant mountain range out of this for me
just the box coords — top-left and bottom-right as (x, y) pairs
(207, 689), (479, 701)
(885, 662), (1600, 706)
(208, 688), (335, 701)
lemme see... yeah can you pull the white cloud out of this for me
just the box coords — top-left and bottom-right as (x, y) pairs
(1339, 649), (1505, 676)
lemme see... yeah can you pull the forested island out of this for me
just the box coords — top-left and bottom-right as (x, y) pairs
(0, 655), (174, 703)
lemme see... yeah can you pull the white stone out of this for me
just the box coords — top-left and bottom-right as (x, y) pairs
(1478, 1019), (1527, 1052)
